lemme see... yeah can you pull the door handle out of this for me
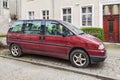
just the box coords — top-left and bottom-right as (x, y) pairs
(39, 36), (45, 40)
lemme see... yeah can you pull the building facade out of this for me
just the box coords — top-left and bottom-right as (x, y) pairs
(0, 0), (21, 34)
(0, 0), (10, 34)
(17, 0), (120, 42)
(9, 0), (21, 20)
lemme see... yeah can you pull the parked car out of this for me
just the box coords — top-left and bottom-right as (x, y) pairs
(7, 19), (107, 68)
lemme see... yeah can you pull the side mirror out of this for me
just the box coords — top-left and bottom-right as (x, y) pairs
(60, 32), (66, 37)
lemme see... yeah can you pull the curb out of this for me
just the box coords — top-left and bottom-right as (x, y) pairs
(104, 42), (120, 46)
(0, 55), (116, 80)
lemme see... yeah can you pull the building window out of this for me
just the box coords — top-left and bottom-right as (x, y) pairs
(3, 0), (9, 9)
(62, 8), (72, 23)
(28, 11), (34, 19)
(42, 10), (49, 19)
(82, 6), (92, 26)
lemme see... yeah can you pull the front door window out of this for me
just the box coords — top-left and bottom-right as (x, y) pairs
(45, 21), (73, 36)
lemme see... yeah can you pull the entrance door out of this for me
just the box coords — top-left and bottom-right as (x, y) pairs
(103, 4), (120, 42)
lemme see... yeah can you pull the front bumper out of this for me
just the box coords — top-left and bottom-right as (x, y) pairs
(90, 53), (107, 63)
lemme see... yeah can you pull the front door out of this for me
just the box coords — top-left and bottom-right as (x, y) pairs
(103, 4), (120, 42)
(42, 20), (73, 59)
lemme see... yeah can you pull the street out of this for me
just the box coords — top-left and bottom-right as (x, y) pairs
(0, 57), (100, 80)
(0, 43), (120, 80)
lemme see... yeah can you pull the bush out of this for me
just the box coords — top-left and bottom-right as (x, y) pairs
(80, 27), (104, 41)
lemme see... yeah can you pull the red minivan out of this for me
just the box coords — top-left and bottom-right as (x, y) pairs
(7, 20), (107, 68)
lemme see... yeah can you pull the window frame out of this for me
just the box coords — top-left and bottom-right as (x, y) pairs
(61, 7), (73, 23)
(42, 10), (49, 19)
(3, 0), (9, 9)
(28, 11), (35, 20)
(80, 5), (94, 27)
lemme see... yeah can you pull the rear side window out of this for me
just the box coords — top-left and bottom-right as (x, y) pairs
(10, 21), (23, 33)
(22, 21), (42, 34)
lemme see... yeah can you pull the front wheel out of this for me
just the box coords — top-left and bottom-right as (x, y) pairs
(70, 49), (90, 68)
(10, 44), (22, 57)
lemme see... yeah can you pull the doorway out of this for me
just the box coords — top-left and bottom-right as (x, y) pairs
(103, 4), (120, 42)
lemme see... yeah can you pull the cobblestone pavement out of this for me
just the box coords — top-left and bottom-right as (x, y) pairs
(0, 46), (120, 80)
(0, 57), (100, 80)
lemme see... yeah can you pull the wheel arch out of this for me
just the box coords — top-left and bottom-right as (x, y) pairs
(69, 47), (90, 62)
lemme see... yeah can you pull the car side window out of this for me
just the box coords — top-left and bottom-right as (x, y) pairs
(23, 21), (42, 34)
(45, 21), (73, 36)
(10, 21), (23, 33)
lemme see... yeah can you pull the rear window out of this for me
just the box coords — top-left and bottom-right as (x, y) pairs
(9, 20), (42, 34)
(10, 21), (23, 33)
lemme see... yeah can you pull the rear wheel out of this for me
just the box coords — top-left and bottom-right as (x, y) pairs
(70, 49), (89, 68)
(10, 44), (22, 57)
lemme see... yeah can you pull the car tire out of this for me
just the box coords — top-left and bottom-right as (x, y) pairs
(70, 49), (89, 68)
(10, 44), (22, 57)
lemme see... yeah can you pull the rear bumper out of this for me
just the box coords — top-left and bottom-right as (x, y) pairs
(90, 54), (107, 63)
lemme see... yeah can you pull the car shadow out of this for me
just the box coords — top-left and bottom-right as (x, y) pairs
(3, 50), (105, 69)
(89, 62), (106, 68)
(23, 53), (105, 68)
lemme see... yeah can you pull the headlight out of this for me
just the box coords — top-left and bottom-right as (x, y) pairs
(98, 44), (104, 50)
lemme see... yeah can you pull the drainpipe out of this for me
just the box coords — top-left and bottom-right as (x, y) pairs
(52, 0), (54, 19)
(16, 0), (17, 17)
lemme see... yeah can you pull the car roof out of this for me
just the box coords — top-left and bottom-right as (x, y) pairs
(16, 19), (62, 22)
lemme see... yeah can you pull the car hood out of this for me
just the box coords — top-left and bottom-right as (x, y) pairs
(78, 34), (102, 45)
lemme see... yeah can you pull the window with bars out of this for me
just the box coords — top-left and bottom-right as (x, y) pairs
(3, 0), (9, 9)
(28, 11), (34, 19)
(42, 10), (49, 19)
(62, 8), (72, 23)
(82, 6), (92, 26)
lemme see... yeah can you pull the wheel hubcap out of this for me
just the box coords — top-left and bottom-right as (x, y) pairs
(11, 45), (19, 56)
(73, 53), (86, 66)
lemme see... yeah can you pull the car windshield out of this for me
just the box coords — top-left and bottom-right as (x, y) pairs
(62, 21), (84, 35)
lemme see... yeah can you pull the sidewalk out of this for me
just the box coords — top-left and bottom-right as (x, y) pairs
(104, 42), (120, 48)
(0, 37), (7, 45)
